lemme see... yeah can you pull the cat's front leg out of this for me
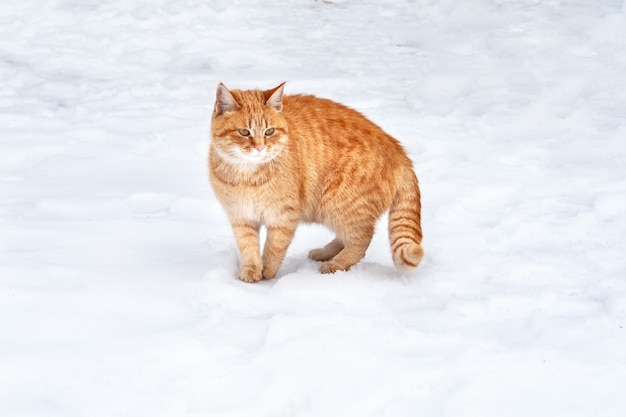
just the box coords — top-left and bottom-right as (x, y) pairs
(231, 220), (263, 282)
(262, 221), (298, 279)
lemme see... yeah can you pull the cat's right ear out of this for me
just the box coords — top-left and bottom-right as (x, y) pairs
(215, 83), (239, 116)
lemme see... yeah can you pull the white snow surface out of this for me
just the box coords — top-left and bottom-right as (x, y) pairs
(2, 0), (626, 416)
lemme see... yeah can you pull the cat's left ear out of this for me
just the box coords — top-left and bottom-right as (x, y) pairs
(264, 82), (286, 111)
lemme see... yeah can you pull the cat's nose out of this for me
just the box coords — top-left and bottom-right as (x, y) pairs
(255, 146), (265, 152)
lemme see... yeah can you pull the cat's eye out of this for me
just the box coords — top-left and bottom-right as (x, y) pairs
(238, 129), (250, 137)
(264, 128), (275, 136)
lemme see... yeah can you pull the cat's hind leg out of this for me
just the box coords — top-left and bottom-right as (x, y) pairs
(309, 238), (344, 262)
(319, 225), (374, 274)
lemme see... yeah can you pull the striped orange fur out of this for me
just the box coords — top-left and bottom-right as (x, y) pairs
(209, 82), (423, 282)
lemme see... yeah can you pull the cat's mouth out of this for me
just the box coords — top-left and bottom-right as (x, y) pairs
(242, 147), (261, 157)
(213, 143), (281, 167)
(240, 148), (274, 164)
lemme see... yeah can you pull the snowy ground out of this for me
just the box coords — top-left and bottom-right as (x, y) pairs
(2, 0), (626, 416)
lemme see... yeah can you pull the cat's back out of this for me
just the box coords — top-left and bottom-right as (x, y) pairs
(282, 93), (378, 134)
(281, 93), (410, 166)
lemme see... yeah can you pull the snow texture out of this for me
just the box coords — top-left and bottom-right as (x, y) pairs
(1, 0), (626, 416)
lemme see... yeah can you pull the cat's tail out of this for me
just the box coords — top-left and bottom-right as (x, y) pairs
(388, 167), (424, 270)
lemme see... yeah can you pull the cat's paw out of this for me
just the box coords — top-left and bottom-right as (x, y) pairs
(320, 260), (355, 274)
(309, 248), (331, 262)
(238, 264), (263, 283)
(320, 261), (341, 274)
(309, 239), (343, 262)
(310, 247), (340, 262)
(262, 265), (278, 280)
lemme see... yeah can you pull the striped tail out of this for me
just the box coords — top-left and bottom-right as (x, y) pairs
(388, 167), (424, 270)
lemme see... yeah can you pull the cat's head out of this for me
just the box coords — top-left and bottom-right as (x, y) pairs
(211, 82), (288, 167)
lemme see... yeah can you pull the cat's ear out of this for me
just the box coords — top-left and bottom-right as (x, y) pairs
(264, 82), (286, 111)
(215, 83), (239, 115)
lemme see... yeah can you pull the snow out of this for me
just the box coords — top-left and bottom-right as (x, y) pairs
(1, 0), (625, 416)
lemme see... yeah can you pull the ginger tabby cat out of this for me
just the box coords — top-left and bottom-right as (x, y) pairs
(209, 82), (423, 282)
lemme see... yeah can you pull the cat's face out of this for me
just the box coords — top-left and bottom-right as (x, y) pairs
(211, 83), (288, 167)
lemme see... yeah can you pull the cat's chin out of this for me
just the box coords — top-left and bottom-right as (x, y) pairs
(240, 153), (274, 165)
